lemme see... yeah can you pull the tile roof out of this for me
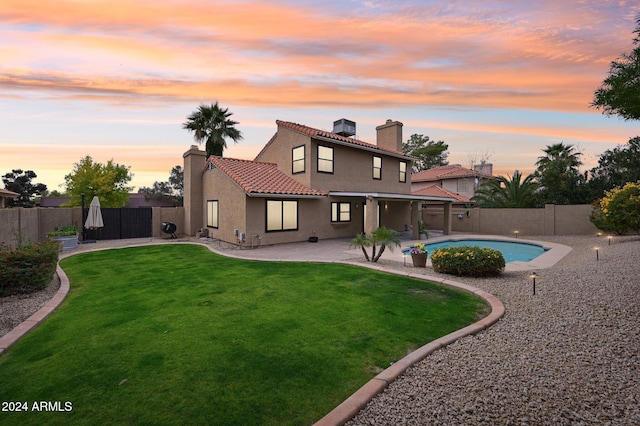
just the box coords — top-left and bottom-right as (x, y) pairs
(411, 184), (471, 203)
(206, 156), (327, 197)
(412, 164), (493, 183)
(0, 188), (20, 197)
(276, 120), (408, 157)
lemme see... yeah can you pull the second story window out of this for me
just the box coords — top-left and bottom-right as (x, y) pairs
(318, 145), (334, 173)
(457, 178), (468, 192)
(399, 161), (407, 183)
(292, 145), (305, 174)
(372, 156), (382, 180)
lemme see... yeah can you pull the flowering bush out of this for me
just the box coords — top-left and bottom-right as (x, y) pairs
(590, 181), (640, 235)
(410, 243), (427, 255)
(431, 246), (505, 277)
(0, 240), (59, 296)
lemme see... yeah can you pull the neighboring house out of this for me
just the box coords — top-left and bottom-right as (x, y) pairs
(184, 119), (458, 246)
(411, 164), (493, 200)
(411, 184), (471, 206)
(0, 188), (19, 208)
(40, 193), (177, 208)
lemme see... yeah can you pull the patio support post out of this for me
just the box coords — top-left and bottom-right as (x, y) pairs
(411, 201), (419, 239)
(365, 196), (378, 234)
(443, 201), (452, 235)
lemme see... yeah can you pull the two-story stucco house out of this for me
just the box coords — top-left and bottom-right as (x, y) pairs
(183, 119), (456, 246)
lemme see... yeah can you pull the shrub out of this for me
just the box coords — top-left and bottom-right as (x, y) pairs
(590, 181), (640, 235)
(0, 240), (60, 297)
(431, 246), (505, 277)
(47, 225), (78, 237)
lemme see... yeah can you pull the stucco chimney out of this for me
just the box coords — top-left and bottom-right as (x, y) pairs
(376, 119), (403, 152)
(183, 146), (207, 236)
(473, 162), (493, 176)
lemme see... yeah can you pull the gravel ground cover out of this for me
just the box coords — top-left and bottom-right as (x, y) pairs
(348, 235), (639, 425)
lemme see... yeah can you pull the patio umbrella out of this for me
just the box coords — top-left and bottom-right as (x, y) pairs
(85, 196), (104, 230)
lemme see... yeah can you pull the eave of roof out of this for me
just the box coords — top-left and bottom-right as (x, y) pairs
(206, 156), (326, 198)
(0, 188), (20, 197)
(411, 185), (471, 203)
(329, 191), (456, 202)
(412, 164), (493, 183)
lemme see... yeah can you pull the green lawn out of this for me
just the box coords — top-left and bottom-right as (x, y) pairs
(0, 244), (487, 425)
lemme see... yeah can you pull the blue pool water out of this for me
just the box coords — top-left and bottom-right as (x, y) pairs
(403, 239), (547, 263)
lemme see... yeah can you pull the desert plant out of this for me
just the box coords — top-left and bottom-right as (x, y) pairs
(590, 180), (640, 234)
(0, 240), (59, 296)
(431, 246), (505, 277)
(350, 227), (401, 262)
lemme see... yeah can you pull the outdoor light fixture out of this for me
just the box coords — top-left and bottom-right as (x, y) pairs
(597, 232), (602, 237)
(608, 236), (612, 246)
(530, 272), (537, 295)
(595, 247), (600, 261)
(514, 231), (519, 238)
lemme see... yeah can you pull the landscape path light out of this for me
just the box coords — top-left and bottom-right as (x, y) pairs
(595, 247), (600, 261)
(530, 272), (537, 295)
(514, 230), (519, 238)
(608, 236), (612, 246)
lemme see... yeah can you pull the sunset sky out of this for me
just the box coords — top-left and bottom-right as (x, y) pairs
(1, 0), (639, 192)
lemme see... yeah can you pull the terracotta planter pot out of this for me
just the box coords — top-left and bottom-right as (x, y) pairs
(411, 253), (427, 267)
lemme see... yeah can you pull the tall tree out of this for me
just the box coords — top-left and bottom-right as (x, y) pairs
(183, 102), (243, 157)
(402, 134), (448, 171)
(139, 165), (184, 206)
(1, 169), (47, 208)
(63, 156), (133, 208)
(534, 143), (585, 204)
(591, 16), (640, 121)
(588, 136), (640, 199)
(472, 171), (539, 208)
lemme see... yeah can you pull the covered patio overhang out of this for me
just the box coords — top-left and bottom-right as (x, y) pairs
(329, 191), (456, 237)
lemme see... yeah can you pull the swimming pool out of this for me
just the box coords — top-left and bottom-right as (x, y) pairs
(403, 239), (548, 263)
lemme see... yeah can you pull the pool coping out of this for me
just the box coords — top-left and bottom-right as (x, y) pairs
(397, 234), (572, 272)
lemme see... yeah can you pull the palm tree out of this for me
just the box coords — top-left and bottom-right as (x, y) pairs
(472, 171), (540, 208)
(534, 143), (583, 204)
(183, 102), (243, 157)
(350, 227), (401, 262)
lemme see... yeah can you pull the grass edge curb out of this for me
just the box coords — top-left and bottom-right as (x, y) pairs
(0, 241), (505, 425)
(314, 261), (505, 426)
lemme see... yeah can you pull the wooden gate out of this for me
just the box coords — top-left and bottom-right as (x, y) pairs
(84, 208), (152, 240)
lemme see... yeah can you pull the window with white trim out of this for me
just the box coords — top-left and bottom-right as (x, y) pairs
(266, 200), (298, 232)
(292, 145), (305, 174)
(317, 145), (334, 173)
(331, 202), (351, 223)
(207, 200), (219, 228)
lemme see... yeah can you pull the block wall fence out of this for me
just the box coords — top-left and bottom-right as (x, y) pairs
(0, 207), (184, 248)
(1, 204), (600, 248)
